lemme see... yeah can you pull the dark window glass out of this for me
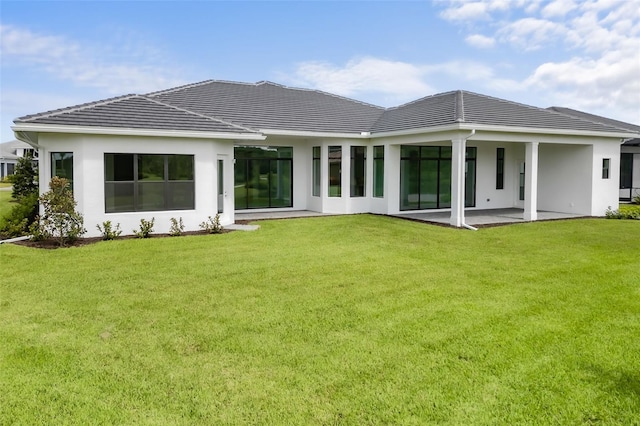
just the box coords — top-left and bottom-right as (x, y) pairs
(602, 158), (610, 179)
(51, 152), (74, 189)
(104, 154), (194, 213)
(350, 146), (366, 197)
(234, 146), (293, 209)
(328, 146), (341, 197)
(620, 153), (633, 189)
(519, 163), (525, 201)
(373, 146), (384, 198)
(106, 154), (134, 181)
(496, 148), (505, 190)
(400, 146), (476, 211)
(169, 155), (194, 180)
(312, 146), (321, 197)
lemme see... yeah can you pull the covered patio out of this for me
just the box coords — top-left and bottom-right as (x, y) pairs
(393, 208), (585, 227)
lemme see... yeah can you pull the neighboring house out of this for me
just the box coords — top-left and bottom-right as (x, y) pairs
(0, 139), (38, 180)
(547, 107), (640, 201)
(11, 80), (640, 237)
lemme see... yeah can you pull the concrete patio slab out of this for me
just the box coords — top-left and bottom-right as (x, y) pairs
(233, 209), (586, 227)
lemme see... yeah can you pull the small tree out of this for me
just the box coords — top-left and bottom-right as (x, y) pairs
(12, 153), (38, 200)
(33, 176), (86, 246)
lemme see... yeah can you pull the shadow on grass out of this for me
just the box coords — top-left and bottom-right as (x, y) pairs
(585, 364), (640, 397)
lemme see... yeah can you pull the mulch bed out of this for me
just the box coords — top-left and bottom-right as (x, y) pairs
(9, 229), (233, 249)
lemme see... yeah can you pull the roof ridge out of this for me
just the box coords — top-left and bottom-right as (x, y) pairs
(146, 80), (217, 97)
(16, 94), (139, 122)
(140, 95), (259, 133)
(254, 80), (386, 111)
(384, 90), (458, 111)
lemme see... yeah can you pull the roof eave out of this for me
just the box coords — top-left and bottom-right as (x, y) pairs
(370, 122), (640, 139)
(11, 123), (266, 141)
(260, 128), (371, 139)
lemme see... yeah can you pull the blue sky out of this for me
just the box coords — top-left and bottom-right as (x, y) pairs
(1, 0), (639, 142)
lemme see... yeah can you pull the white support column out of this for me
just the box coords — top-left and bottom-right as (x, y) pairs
(524, 141), (539, 221)
(450, 138), (466, 227)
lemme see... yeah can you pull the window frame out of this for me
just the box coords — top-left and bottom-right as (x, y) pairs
(350, 146), (366, 197)
(104, 153), (195, 213)
(496, 147), (505, 190)
(328, 146), (342, 197)
(373, 145), (384, 198)
(51, 152), (74, 190)
(312, 146), (321, 197)
(602, 158), (610, 179)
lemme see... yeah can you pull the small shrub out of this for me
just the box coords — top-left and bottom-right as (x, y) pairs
(199, 213), (223, 234)
(606, 206), (640, 220)
(632, 192), (640, 205)
(97, 221), (122, 240)
(134, 218), (155, 238)
(32, 177), (86, 246)
(0, 191), (39, 238)
(169, 217), (184, 236)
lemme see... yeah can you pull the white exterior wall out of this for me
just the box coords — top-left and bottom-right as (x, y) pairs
(31, 128), (628, 234)
(37, 133), (235, 238)
(537, 143), (593, 215)
(591, 139), (622, 214)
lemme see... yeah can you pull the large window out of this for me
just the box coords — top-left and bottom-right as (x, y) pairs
(105, 154), (194, 213)
(312, 146), (321, 197)
(373, 146), (384, 197)
(234, 146), (292, 209)
(350, 146), (366, 197)
(52, 152), (73, 189)
(328, 146), (341, 197)
(496, 148), (505, 190)
(400, 145), (476, 211)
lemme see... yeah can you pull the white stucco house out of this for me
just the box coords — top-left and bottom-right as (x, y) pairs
(11, 80), (640, 237)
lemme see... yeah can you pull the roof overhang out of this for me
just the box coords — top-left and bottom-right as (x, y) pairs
(11, 123), (266, 141)
(370, 122), (640, 140)
(259, 128), (371, 139)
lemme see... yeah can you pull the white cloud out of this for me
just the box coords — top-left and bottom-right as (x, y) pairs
(440, 2), (492, 21)
(0, 24), (187, 95)
(283, 57), (523, 107)
(436, 0), (640, 123)
(497, 18), (567, 50)
(286, 57), (435, 105)
(541, 0), (577, 18)
(465, 34), (496, 48)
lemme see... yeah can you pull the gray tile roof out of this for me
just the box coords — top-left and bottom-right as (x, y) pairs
(547, 106), (640, 145)
(371, 91), (631, 133)
(15, 94), (257, 134)
(149, 80), (385, 133)
(15, 81), (638, 137)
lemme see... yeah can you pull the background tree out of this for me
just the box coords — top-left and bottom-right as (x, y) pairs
(11, 152), (38, 200)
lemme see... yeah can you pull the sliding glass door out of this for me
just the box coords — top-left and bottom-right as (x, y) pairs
(234, 146), (293, 209)
(400, 145), (476, 211)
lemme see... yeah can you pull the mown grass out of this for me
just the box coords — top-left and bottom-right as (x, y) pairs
(0, 189), (14, 219)
(1, 215), (639, 424)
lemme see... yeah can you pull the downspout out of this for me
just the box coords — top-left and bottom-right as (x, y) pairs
(461, 129), (477, 231)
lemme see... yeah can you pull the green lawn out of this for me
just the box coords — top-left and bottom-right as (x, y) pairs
(0, 189), (15, 219)
(1, 215), (639, 424)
